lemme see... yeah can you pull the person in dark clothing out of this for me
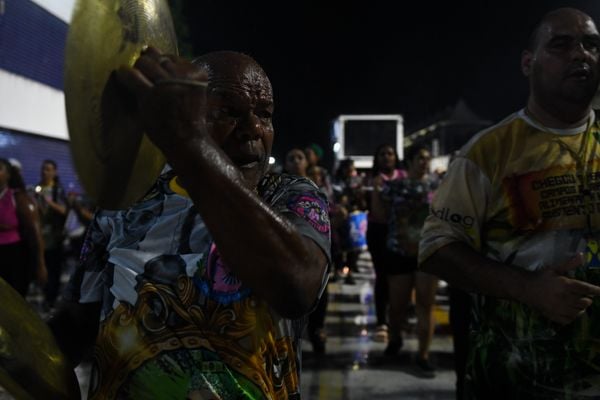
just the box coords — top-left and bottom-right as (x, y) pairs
(367, 144), (407, 343)
(35, 159), (67, 309)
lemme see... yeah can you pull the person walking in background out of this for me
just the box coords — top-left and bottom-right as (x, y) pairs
(63, 190), (95, 276)
(420, 8), (600, 398)
(305, 143), (328, 174)
(305, 143), (334, 200)
(367, 144), (407, 343)
(381, 145), (438, 378)
(332, 159), (367, 284)
(0, 158), (46, 296)
(304, 143), (323, 169)
(35, 159), (67, 310)
(333, 159), (366, 212)
(284, 148), (331, 355)
(284, 148), (309, 177)
(308, 165), (334, 202)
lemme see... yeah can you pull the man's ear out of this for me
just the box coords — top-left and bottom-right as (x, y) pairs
(521, 50), (533, 77)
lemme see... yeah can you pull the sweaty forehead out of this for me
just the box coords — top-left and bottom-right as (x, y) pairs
(540, 12), (599, 41)
(209, 63), (273, 102)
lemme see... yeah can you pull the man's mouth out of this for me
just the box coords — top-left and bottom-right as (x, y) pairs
(238, 161), (260, 169)
(227, 140), (266, 171)
(568, 66), (592, 80)
(231, 155), (263, 169)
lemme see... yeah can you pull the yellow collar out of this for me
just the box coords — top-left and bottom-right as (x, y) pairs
(169, 176), (190, 198)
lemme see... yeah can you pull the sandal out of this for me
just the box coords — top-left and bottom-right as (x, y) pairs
(373, 324), (389, 343)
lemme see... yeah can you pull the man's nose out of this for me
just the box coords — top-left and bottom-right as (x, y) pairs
(235, 112), (263, 140)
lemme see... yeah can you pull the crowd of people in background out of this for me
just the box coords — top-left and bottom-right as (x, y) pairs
(0, 158), (94, 311)
(1, 5), (599, 399)
(278, 142), (445, 378)
(1, 143), (446, 377)
(0, 142), (451, 387)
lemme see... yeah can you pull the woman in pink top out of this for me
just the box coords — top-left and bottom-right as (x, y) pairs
(0, 158), (46, 296)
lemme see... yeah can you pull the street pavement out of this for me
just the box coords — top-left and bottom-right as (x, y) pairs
(300, 251), (456, 400)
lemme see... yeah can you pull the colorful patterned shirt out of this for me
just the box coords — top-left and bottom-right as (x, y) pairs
(383, 176), (437, 257)
(65, 172), (331, 399)
(419, 109), (600, 399)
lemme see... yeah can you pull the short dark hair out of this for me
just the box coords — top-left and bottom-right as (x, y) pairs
(305, 143), (324, 159)
(335, 159), (354, 181)
(42, 159), (57, 169)
(405, 145), (430, 165)
(0, 158), (26, 190)
(41, 159), (60, 185)
(371, 143), (400, 175)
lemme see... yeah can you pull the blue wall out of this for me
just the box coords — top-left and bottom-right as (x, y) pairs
(0, 128), (82, 193)
(0, 1), (77, 191)
(0, 0), (68, 90)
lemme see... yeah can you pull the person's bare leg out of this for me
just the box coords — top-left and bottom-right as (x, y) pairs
(415, 271), (438, 360)
(386, 273), (414, 354)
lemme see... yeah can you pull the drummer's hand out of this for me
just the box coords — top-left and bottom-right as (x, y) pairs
(116, 46), (209, 158)
(514, 254), (600, 325)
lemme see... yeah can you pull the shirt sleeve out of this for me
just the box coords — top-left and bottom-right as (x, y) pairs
(268, 178), (332, 306)
(274, 180), (332, 264)
(62, 210), (113, 303)
(418, 157), (491, 265)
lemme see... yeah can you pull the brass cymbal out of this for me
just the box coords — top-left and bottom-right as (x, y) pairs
(65, 0), (178, 209)
(0, 278), (80, 399)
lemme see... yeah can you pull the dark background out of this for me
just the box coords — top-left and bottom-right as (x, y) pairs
(169, 0), (600, 168)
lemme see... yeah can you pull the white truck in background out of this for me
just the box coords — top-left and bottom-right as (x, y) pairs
(331, 114), (404, 171)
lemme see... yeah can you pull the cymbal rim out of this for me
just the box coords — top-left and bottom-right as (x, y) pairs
(65, 0), (178, 209)
(0, 278), (80, 399)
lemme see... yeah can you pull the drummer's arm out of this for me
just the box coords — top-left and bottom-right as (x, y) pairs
(116, 50), (329, 319)
(176, 152), (329, 319)
(47, 301), (100, 367)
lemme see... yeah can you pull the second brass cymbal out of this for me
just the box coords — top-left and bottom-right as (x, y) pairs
(0, 278), (80, 399)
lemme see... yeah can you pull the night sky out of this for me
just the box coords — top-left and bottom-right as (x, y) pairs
(177, 0), (599, 167)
